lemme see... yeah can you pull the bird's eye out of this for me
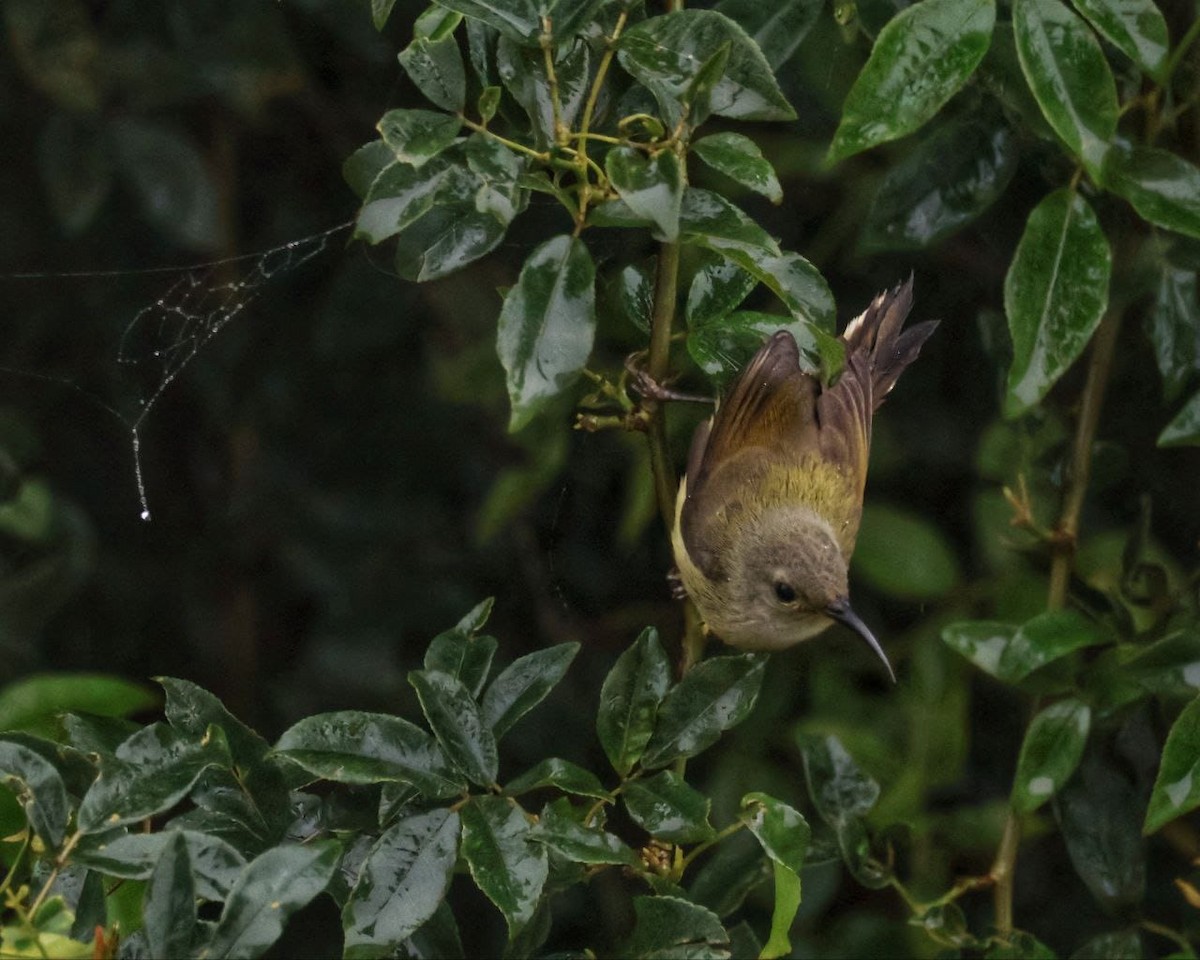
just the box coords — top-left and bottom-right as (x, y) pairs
(773, 581), (796, 604)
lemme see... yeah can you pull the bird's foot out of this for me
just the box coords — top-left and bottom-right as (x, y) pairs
(625, 352), (713, 405)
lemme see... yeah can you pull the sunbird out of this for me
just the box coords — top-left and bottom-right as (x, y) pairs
(671, 278), (937, 681)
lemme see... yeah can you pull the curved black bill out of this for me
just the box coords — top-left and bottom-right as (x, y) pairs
(826, 599), (896, 683)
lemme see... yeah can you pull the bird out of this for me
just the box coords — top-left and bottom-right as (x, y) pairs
(670, 277), (937, 681)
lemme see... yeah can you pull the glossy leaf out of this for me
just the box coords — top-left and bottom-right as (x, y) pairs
(343, 808), (460, 956)
(343, 140), (394, 199)
(616, 10), (796, 126)
(531, 797), (638, 865)
(1071, 0), (1168, 79)
(0, 673), (154, 734)
(73, 829), (246, 901)
(496, 235), (596, 432)
(618, 895), (730, 960)
(797, 733), (880, 828)
(1013, 0), (1117, 179)
(1011, 698), (1091, 813)
(596, 626), (671, 776)
(376, 109), (462, 167)
(1159, 389), (1200, 447)
(460, 794), (548, 939)
(399, 34), (466, 112)
(77, 722), (230, 833)
(713, 0), (823, 69)
(828, 0), (996, 163)
(497, 35), (590, 146)
(504, 757), (608, 800)
(274, 711), (465, 798)
(686, 258), (757, 327)
(640, 653), (766, 768)
(740, 792), (810, 876)
(1104, 146), (1200, 240)
(942, 610), (1111, 684)
(410, 669), (498, 787)
(854, 503), (960, 600)
(678, 188), (780, 261)
(1145, 695), (1200, 833)
(424, 629), (497, 699)
(0, 739), (68, 848)
(760, 860), (801, 960)
(481, 641), (580, 738)
(433, 0), (604, 44)
(159, 677), (270, 767)
(752, 252), (837, 329)
(692, 132), (782, 204)
(355, 151), (475, 245)
(623, 769), (715, 843)
(144, 832), (195, 959)
(1146, 251), (1200, 402)
(1004, 188), (1111, 418)
(205, 841), (341, 959)
(688, 310), (844, 387)
(605, 147), (683, 241)
(862, 113), (1018, 251)
(615, 258), (655, 333)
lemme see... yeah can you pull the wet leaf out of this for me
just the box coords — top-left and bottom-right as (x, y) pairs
(144, 832), (195, 959)
(713, 0), (822, 69)
(0, 739), (68, 848)
(1013, 0), (1117, 179)
(424, 629), (497, 699)
(740, 792), (810, 876)
(942, 610), (1111, 684)
(1072, 0), (1168, 80)
(355, 151), (475, 245)
(614, 258), (655, 333)
(1004, 187), (1111, 418)
(1104, 146), (1200, 240)
(797, 733), (880, 827)
(617, 895), (730, 959)
(376, 109), (462, 167)
(343, 140), (394, 199)
(679, 187), (780, 260)
(205, 841), (341, 959)
(505, 757), (608, 800)
(686, 257), (757, 327)
(275, 711), (465, 799)
(497, 35), (590, 147)
(73, 829), (246, 901)
(693, 132), (782, 203)
(596, 626), (671, 777)
(399, 33), (466, 112)
(342, 808), (460, 956)
(828, 0), (996, 163)
(1145, 246), (1200, 402)
(623, 769), (715, 843)
(640, 653), (766, 768)
(1145, 695), (1200, 834)
(460, 795), (548, 939)
(531, 797), (638, 865)
(617, 10), (795, 126)
(1011, 697), (1091, 812)
(1159, 389), (1200, 447)
(688, 310), (844, 386)
(496, 235), (596, 432)
(409, 670), (497, 787)
(481, 642), (580, 739)
(606, 147), (684, 240)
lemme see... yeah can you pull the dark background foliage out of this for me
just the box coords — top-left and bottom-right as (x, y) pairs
(0, 0), (1198, 957)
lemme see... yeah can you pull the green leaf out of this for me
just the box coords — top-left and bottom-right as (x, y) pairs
(343, 140), (394, 199)
(605, 147), (684, 241)
(455, 596), (494, 634)
(688, 833), (771, 917)
(460, 795), (548, 939)
(1145, 695), (1200, 834)
(618, 895), (730, 960)
(596, 626), (671, 777)
(531, 797), (638, 865)
(640, 653), (766, 769)
(354, 151), (475, 245)
(342, 808), (460, 956)
(623, 770), (715, 843)
(433, 0), (605, 44)
(1068, 930), (1144, 959)
(853, 503), (960, 601)
(686, 257), (757, 327)
(739, 792), (810, 876)
(685, 41), (733, 128)
(1013, 0), (1117, 179)
(616, 10), (796, 126)
(862, 112), (1018, 251)
(1146, 248), (1200, 402)
(1004, 187), (1111, 418)
(504, 757), (608, 800)
(73, 829), (246, 901)
(615, 259), (655, 333)
(688, 310), (845, 387)
(376, 109), (463, 167)
(1104, 146), (1200, 240)
(424, 629), (497, 699)
(496, 235), (596, 432)
(415, 4), (464, 40)
(0, 739), (68, 848)
(399, 34), (467, 113)
(205, 841), (341, 959)
(497, 35), (591, 147)
(678, 188), (781, 261)
(692, 132), (782, 204)
(797, 733), (879, 828)
(759, 248), (835, 328)
(713, 0), (823, 69)
(1011, 697), (1091, 813)
(159, 677), (270, 768)
(760, 860), (801, 960)
(274, 711), (465, 799)
(828, 0), (996, 164)
(60, 714), (139, 758)
(77, 722), (230, 833)
(1071, 0), (1168, 79)
(409, 669), (498, 787)
(0, 674), (155, 734)
(144, 832), (195, 959)
(479, 84), (501, 120)
(481, 641), (580, 738)
(941, 610), (1111, 684)
(1159, 389), (1200, 447)
(372, 0), (398, 31)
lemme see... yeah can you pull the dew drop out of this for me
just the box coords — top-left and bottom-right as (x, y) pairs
(140, 509), (151, 522)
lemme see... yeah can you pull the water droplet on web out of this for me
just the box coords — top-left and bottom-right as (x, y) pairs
(140, 509), (152, 522)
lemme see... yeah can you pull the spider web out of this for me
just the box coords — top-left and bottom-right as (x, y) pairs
(7, 222), (350, 520)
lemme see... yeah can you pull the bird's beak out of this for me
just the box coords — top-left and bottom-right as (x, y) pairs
(826, 598), (895, 683)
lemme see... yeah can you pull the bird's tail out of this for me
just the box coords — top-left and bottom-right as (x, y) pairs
(841, 275), (938, 411)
